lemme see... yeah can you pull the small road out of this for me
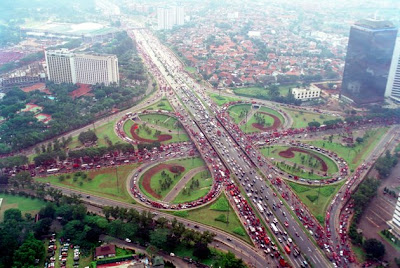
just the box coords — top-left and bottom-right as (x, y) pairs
(99, 235), (197, 268)
(47, 185), (266, 268)
(163, 166), (207, 203)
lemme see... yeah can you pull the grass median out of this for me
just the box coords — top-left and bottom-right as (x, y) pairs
(172, 193), (252, 244)
(288, 180), (345, 225)
(34, 164), (139, 203)
(172, 170), (212, 204)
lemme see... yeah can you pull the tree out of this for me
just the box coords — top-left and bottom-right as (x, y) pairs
(217, 251), (246, 268)
(34, 218), (53, 238)
(13, 233), (45, 268)
(193, 242), (210, 259)
(308, 121), (321, 128)
(78, 129), (98, 144)
(4, 208), (22, 222)
(150, 228), (169, 249)
(11, 171), (32, 188)
(363, 238), (385, 260)
(355, 137), (364, 144)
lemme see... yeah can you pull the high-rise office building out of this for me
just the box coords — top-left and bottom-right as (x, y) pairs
(45, 49), (119, 86)
(341, 19), (398, 105)
(157, 6), (185, 30)
(385, 38), (400, 102)
(388, 193), (400, 239)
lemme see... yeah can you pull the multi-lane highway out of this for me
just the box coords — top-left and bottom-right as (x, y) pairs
(131, 28), (333, 267)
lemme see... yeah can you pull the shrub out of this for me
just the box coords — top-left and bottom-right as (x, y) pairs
(233, 227), (246, 236)
(215, 214), (228, 223)
(306, 195), (318, 202)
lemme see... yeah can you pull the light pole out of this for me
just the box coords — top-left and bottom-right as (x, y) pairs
(115, 166), (120, 193)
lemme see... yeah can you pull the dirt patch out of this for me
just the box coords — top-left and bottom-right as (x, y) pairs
(130, 124), (172, 143)
(278, 147), (328, 172)
(142, 163), (185, 199)
(252, 112), (282, 131)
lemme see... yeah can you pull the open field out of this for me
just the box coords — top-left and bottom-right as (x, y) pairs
(305, 127), (388, 170)
(233, 86), (290, 99)
(288, 180), (345, 224)
(145, 98), (174, 112)
(172, 170), (213, 204)
(283, 108), (340, 128)
(208, 93), (241, 106)
(35, 164), (140, 203)
(0, 193), (46, 221)
(261, 146), (338, 176)
(228, 104), (251, 124)
(68, 118), (124, 150)
(139, 157), (206, 200)
(139, 114), (182, 131)
(184, 66), (197, 73)
(173, 194), (252, 244)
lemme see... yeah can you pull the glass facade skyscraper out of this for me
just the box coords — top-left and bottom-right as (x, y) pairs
(341, 19), (398, 105)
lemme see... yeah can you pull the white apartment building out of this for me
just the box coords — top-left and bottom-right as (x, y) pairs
(157, 6), (185, 30)
(45, 49), (76, 84)
(388, 193), (400, 239)
(291, 85), (321, 100)
(385, 38), (400, 102)
(45, 49), (119, 86)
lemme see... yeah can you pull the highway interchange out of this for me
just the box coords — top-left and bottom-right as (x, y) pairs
(24, 25), (400, 268)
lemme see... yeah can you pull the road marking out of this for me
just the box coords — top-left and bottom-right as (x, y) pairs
(293, 258), (300, 267)
(310, 255), (317, 264)
(370, 206), (391, 219)
(366, 217), (380, 228)
(300, 236), (304, 241)
(378, 197), (395, 209)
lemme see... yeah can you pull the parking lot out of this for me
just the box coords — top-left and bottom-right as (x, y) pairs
(358, 162), (400, 266)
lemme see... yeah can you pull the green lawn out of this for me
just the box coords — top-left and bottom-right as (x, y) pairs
(351, 244), (366, 263)
(208, 93), (241, 106)
(261, 146), (338, 177)
(178, 194), (252, 244)
(172, 170), (212, 204)
(140, 157), (206, 200)
(0, 193), (46, 221)
(184, 66), (197, 73)
(145, 98), (174, 112)
(34, 164), (139, 203)
(139, 114), (183, 131)
(68, 118), (125, 150)
(135, 124), (189, 144)
(283, 108), (340, 128)
(288, 181), (345, 225)
(233, 86), (290, 100)
(124, 119), (189, 144)
(305, 127), (388, 170)
(227, 104), (252, 124)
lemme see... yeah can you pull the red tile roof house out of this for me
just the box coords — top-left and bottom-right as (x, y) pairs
(95, 244), (116, 260)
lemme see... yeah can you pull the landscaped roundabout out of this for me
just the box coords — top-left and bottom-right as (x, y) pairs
(226, 102), (287, 133)
(261, 145), (341, 181)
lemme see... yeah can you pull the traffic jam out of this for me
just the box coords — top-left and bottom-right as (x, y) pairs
(133, 29), (300, 266)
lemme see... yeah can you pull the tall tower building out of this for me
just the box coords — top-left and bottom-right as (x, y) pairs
(341, 19), (398, 105)
(388, 193), (400, 239)
(385, 38), (400, 102)
(45, 49), (119, 86)
(157, 6), (184, 30)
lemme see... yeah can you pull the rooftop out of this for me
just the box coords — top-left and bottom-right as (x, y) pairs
(355, 19), (396, 30)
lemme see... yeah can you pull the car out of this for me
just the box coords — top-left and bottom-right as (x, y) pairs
(284, 221), (289, 227)
(86, 195), (90, 198)
(125, 238), (132, 243)
(194, 225), (199, 229)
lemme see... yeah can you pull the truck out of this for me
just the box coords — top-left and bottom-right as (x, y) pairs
(284, 245), (291, 254)
(270, 223), (279, 234)
(257, 203), (264, 213)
